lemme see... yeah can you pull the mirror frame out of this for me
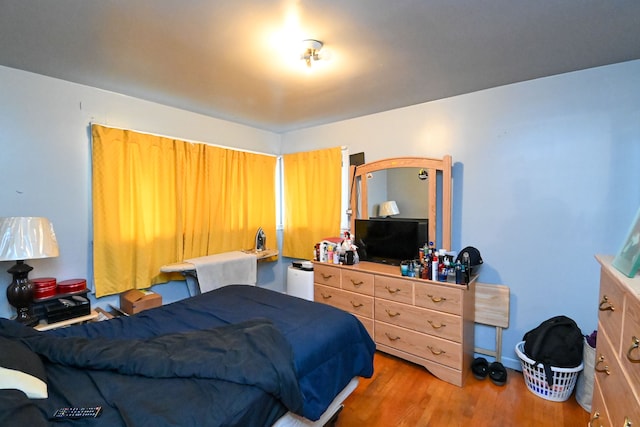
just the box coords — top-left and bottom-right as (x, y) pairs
(350, 155), (452, 251)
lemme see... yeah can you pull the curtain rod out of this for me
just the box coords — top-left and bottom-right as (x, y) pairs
(90, 122), (278, 158)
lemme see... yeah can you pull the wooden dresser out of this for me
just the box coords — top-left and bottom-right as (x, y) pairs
(590, 255), (640, 427)
(314, 261), (475, 387)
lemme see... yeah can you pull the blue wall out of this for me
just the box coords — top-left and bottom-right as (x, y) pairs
(282, 60), (640, 369)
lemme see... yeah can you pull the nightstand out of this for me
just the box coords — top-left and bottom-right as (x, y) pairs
(34, 309), (99, 331)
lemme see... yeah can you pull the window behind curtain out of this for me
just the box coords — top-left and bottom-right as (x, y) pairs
(282, 147), (342, 259)
(91, 124), (276, 297)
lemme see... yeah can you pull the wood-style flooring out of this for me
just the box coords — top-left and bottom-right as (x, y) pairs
(335, 352), (590, 427)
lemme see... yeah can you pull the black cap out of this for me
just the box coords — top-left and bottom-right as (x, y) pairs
(456, 246), (483, 266)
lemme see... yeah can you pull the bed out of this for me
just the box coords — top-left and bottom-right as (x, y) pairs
(0, 285), (376, 427)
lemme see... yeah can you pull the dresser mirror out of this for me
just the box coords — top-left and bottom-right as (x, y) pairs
(350, 156), (452, 250)
(365, 168), (429, 218)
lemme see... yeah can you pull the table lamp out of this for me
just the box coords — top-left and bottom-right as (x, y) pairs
(378, 200), (400, 217)
(0, 217), (59, 326)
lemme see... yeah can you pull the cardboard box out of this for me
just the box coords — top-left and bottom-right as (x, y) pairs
(119, 289), (162, 315)
(94, 307), (116, 320)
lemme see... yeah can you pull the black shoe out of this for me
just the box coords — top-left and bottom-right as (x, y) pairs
(489, 361), (507, 386)
(471, 357), (489, 380)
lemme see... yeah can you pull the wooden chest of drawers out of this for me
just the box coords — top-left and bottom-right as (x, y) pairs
(590, 255), (640, 427)
(314, 261), (475, 387)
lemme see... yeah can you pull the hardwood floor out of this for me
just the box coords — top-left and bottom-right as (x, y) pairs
(335, 352), (590, 427)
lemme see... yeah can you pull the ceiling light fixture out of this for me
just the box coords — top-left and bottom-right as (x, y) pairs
(301, 39), (325, 67)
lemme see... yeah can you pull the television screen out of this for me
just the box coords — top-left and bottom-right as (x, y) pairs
(354, 218), (428, 266)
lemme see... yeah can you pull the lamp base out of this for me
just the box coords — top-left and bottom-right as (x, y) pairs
(6, 260), (39, 327)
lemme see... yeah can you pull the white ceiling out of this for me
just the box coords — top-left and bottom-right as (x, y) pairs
(1, 1), (639, 133)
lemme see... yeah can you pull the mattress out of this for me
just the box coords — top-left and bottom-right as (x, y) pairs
(32, 285), (376, 425)
(273, 378), (359, 427)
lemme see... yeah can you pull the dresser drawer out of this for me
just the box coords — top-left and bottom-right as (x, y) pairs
(414, 282), (463, 315)
(375, 321), (461, 369)
(598, 267), (625, 351)
(314, 264), (341, 288)
(314, 284), (374, 318)
(594, 331), (640, 427)
(375, 275), (413, 304)
(375, 299), (462, 342)
(620, 295), (640, 398)
(590, 379), (611, 427)
(341, 270), (374, 295)
(354, 314), (375, 340)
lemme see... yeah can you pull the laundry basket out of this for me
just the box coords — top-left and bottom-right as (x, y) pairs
(515, 341), (583, 402)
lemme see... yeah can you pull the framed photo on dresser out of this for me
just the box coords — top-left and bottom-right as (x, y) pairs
(613, 206), (640, 278)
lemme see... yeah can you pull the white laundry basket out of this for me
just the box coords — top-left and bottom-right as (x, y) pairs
(515, 341), (583, 402)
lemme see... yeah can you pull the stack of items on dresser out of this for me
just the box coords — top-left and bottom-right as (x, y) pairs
(313, 231), (483, 287)
(314, 232), (359, 265)
(407, 244), (482, 285)
(31, 277), (91, 324)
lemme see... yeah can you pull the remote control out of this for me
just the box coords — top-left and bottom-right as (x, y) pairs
(52, 406), (102, 419)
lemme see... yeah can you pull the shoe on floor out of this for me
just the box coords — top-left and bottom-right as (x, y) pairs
(489, 361), (507, 386)
(471, 357), (489, 380)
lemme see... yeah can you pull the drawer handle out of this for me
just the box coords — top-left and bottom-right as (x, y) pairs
(627, 336), (640, 363)
(598, 295), (615, 311)
(321, 273), (334, 280)
(427, 294), (447, 303)
(385, 309), (400, 317)
(351, 301), (364, 308)
(350, 280), (364, 287)
(594, 355), (610, 375)
(588, 411), (631, 427)
(427, 346), (446, 356)
(385, 286), (401, 294)
(384, 332), (401, 341)
(427, 320), (446, 329)
(320, 293), (332, 300)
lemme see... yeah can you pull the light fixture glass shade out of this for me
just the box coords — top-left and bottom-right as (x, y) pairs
(301, 39), (331, 68)
(0, 217), (59, 261)
(378, 201), (400, 217)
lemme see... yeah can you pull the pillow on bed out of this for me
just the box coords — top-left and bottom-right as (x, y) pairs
(0, 389), (48, 427)
(0, 336), (47, 399)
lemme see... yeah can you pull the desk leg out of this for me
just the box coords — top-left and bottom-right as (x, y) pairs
(495, 326), (503, 363)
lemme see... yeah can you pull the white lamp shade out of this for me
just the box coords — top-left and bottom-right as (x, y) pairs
(0, 217), (59, 261)
(378, 201), (400, 217)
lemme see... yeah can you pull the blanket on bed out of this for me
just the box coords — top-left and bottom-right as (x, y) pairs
(0, 318), (303, 426)
(47, 285), (376, 421)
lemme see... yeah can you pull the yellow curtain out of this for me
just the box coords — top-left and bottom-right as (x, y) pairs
(282, 147), (342, 259)
(91, 125), (276, 297)
(181, 145), (277, 258)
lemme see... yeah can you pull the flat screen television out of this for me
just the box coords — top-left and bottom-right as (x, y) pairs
(354, 218), (428, 266)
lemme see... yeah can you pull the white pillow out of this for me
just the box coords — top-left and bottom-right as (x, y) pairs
(0, 366), (47, 399)
(0, 336), (48, 399)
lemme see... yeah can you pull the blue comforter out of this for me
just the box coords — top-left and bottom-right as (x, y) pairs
(6, 318), (303, 410)
(1, 318), (303, 426)
(42, 285), (375, 423)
